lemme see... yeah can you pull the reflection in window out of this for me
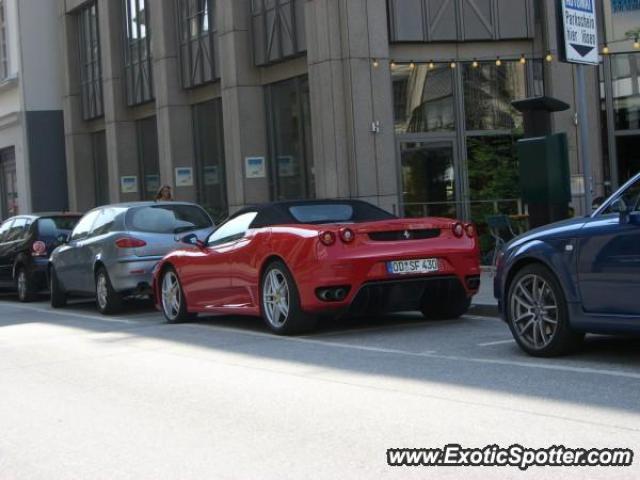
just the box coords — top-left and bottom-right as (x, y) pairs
(401, 141), (457, 219)
(616, 135), (640, 184)
(193, 99), (227, 220)
(463, 62), (526, 132)
(177, 0), (218, 88)
(611, 54), (640, 130)
(123, 0), (153, 105)
(266, 76), (314, 201)
(136, 116), (160, 201)
(467, 135), (522, 255)
(208, 212), (258, 246)
(92, 131), (109, 206)
(392, 64), (455, 134)
(78, 2), (104, 120)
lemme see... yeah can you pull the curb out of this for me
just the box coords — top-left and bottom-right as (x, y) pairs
(469, 303), (500, 318)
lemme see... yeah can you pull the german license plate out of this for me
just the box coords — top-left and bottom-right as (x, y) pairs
(387, 258), (439, 275)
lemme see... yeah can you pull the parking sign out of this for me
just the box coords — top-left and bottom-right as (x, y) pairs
(561, 0), (599, 65)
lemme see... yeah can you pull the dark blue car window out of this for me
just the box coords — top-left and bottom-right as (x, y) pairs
(601, 178), (640, 215)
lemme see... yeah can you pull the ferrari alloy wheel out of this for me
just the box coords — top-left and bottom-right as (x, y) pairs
(261, 261), (316, 335)
(507, 264), (583, 357)
(161, 268), (194, 324)
(95, 267), (122, 315)
(263, 268), (291, 328)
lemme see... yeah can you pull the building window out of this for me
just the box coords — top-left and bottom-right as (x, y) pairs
(601, 53), (640, 187)
(177, 0), (218, 88)
(193, 99), (227, 220)
(0, 147), (17, 218)
(78, 2), (104, 120)
(136, 116), (160, 200)
(611, 54), (640, 131)
(123, 0), (154, 106)
(92, 131), (109, 206)
(393, 60), (541, 258)
(265, 75), (314, 200)
(0, 1), (7, 79)
(463, 62), (526, 133)
(393, 64), (455, 134)
(251, 0), (306, 66)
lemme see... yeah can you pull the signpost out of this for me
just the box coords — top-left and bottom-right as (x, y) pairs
(559, 0), (599, 214)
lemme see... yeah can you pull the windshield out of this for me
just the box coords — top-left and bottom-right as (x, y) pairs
(288, 203), (396, 224)
(126, 205), (212, 234)
(598, 176), (640, 216)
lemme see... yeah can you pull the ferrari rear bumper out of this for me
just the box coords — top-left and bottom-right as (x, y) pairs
(296, 246), (480, 314)
(347, 275), (466, 315)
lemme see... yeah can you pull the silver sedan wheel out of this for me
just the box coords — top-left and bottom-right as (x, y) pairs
(262, 268), (290, 328)
(17, 270), (27, 300)
(510, 274), (559, 350)
(162, 271), (182, 321)
(96, 273), (109, 310)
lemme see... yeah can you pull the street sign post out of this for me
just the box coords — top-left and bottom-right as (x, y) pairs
(561, 0), (599, 65)
(559, 0), (599, 215)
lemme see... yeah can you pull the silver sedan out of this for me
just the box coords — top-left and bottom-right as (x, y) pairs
(49, 201), (214, 314)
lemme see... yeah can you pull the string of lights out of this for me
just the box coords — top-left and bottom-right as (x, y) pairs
(370, 40), (640, 69)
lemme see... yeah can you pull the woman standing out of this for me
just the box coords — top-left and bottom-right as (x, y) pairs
(155, 185), (174, 201)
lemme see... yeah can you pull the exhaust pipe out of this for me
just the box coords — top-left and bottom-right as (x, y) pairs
(316, 286), (351, 302)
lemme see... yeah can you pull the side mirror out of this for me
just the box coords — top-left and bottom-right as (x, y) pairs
(56, 233), (69, 244)
(181, 233), (205, 249)
(629, 211), (640, 226)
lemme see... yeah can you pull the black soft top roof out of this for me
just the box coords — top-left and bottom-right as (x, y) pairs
(230, 199), (396, 228)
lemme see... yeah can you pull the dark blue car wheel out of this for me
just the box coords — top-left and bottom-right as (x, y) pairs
(506, 264), (584, 357)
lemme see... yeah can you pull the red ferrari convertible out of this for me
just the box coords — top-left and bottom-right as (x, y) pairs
(153, 200), (481, 334)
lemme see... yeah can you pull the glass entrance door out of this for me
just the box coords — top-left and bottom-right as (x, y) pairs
(399, 139), (463, 219)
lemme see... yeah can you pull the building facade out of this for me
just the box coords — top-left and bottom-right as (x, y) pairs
(600, 0), (640, 194)
(60, 0), (606, 237)
(0, 0), (68, 220)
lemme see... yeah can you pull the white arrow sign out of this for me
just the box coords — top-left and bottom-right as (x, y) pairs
(561, 0), (599, 65)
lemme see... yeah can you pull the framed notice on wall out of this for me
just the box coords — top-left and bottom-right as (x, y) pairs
(245, 157), (266, 179)
(175, 167), (194, 187)
(120, 176), (138, 194)
(203, 165), (220, 185)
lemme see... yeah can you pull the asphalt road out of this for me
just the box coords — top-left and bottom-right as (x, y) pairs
(1, 292), (639, 479)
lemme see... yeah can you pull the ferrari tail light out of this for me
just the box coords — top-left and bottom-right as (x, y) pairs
(31, 241), (47, 257)
(339, 228), (355, 243)
(319, 231), (336, 246)
(115, 237), (147, 249)
(452, 223), (464, 238)
(465, 223), (475, 238)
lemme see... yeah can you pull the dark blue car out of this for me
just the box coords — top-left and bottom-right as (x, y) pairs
(495, 173), (640, 357)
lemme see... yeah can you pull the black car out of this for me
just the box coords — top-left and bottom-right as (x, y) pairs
(0, 213), (82, 302)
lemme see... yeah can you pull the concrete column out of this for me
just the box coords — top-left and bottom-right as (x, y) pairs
(99, 0), (139, 203)
(149, 0), (196, 202)
(218, 0), (269, 211)
(60, 4), (94, 212)
(305, 0), (398, 213)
